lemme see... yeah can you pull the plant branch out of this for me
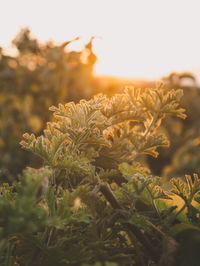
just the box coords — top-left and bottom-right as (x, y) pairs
(99, 181), (157, 260)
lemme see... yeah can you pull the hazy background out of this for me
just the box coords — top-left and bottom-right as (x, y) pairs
(1, 0), (200, 81)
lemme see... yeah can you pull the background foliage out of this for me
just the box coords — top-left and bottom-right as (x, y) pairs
(0, 28), (97, 179)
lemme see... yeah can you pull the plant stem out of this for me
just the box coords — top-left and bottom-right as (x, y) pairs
(99, 182), (158, 260)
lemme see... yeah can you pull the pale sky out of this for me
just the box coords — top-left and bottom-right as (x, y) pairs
(0, 0), (200, 80)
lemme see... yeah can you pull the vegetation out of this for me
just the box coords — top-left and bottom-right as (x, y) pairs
(158, 72), (200, 178)
(1, 29), (200, 265)
(1, 84), (200, 265)
(1, 29), (200, 182)
(0, 28), (97, 178)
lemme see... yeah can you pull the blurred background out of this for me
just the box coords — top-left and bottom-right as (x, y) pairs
(0, 0), (200, 181)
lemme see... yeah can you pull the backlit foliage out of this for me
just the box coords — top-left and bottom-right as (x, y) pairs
(1, 29), (200, 183)
(2, 85), (199, 265)
(1, 30), (200, 265)
(20, 84), (186, 172)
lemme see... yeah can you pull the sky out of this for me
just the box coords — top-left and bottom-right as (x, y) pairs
(0, 0), (200, 80)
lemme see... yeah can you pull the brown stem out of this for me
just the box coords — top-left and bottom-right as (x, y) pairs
(99, 182), (157, 260)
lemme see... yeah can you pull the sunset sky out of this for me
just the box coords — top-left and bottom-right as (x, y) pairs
(1, 0), (200, 80)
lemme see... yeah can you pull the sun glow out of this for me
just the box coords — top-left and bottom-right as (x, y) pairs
(1, 0), (200, 80)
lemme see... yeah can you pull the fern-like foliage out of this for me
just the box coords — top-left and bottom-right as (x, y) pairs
(21, 84), (186, 173)
(2, 85), (197, 266)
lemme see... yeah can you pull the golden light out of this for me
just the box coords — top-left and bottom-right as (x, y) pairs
(1, 0), (200, 80)
(74, 197), (81, 209)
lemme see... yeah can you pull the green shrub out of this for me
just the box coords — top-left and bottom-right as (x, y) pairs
(1, 85), (200, 265)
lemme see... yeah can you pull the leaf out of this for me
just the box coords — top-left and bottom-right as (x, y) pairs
(119, 162), (150, 177)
